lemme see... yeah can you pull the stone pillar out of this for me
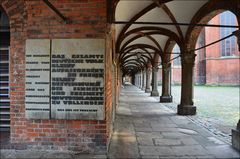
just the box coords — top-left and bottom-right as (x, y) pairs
(136, 74), (138, 86)
(145, 68), (151, 93)
(139, 73), (141, 88)
(141, 70), (145, 90)
(233, 30), (240, 51)
(151, 67), (159, 96)
(232, 119), (240, 151)
(177, 53), (196, 115)
(232, 30), (240, 151)
(132, 74), (135, 85)
(160, 63), (172, 103)
(136, 74), (138, 87)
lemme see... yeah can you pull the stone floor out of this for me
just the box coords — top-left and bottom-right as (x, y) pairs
(1, 83), (240, 158)
(107, 83), (240, 159)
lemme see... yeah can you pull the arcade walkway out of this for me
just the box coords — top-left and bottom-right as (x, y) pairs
(1, 83), (240, 159)
(108, 83), (240, 159)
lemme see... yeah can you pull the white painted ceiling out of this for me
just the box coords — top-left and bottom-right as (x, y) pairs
(115, 0), (209, 73)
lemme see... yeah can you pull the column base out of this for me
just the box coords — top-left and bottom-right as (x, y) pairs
(151, 90), (159, 96)
(160, 95), (172, 103)
(141, 87), (146, 91)
(145, 88), (151, 93)
(232, 129), (240, 151)
(177, 105), (196, 115)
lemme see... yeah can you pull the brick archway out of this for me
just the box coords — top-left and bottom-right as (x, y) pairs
(185, 0), (239, 51)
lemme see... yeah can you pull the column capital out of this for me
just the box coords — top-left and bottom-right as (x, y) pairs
(162, 62), (171, 68)
(162, 62), (171, 73)
(181, 53), (196, 66)
(147, 67), (151, 72)
(152, 67), (158, 72)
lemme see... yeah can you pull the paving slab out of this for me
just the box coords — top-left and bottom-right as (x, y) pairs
(154, 138), (182, 146)
(136, 132), (163, 138)
(139, 146), (175, 156)
(141, 155), (160, 159)
(108, 84), (240, 158)
(137, 137), (154, 146)
(172, 145), (211, 156)
(178, 128), (198, 135)
(205, 145), (240, 158)
(180, 138), (200, 145)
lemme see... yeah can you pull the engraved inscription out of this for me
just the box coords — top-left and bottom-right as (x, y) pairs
(51, 39), (105, 120)
(25, 39), (105, 120)
(25, 39), (50, 119)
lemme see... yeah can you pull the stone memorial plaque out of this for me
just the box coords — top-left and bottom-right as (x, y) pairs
(51, 39), (105, 120)
(25, 39), (50, 119)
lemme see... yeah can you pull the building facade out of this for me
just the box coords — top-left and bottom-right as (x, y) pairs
(169, 11), (239, 86)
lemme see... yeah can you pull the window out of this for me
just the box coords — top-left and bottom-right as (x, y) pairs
(220, 11), (238, 57)
(172, 45), (181, 66)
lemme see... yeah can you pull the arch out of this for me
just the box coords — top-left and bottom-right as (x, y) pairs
(163, 38), (177, 63)
(120, 47), (153, 63)
(119, 26), (182, 52)
(120, 31), (162, 52)
(185, 0), (240, 51)
(121, 54), (152, 65)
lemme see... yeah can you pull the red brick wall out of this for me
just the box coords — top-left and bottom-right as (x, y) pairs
(169, 15), (239, 86)
(205, 15), (239, 85)
(157, 68), (162, 85)
(1, 0), (114, 153)
(205, 16), (220, 59)
(206, 58), (240, 85)
(158, 67), (182, 85)
(172, 67), (181, 85)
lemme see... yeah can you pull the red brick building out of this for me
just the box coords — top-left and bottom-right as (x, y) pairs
(169, 11), (239, 86)
(0, 0), (239, 154)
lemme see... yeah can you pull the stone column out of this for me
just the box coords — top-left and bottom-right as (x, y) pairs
(136, 74), (138, 86)
(132, 74), (135, 85)
(139, 73), (141, 88)
(145, 68), (151, 93)
(151, 67), (159, 96)
(160, 63), (172, 103)
(136, 74), (138, 87)
(233, 30), (240, 51)
(232, 119), (240, 151)
(232, 30), (240, 151)
(177, 53), (196, 115)
(141, 70), (145, 90)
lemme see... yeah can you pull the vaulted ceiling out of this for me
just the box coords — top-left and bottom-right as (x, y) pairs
(113, 0), (239, 76)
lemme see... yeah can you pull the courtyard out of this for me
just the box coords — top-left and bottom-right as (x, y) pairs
(158, 85), (240, 137)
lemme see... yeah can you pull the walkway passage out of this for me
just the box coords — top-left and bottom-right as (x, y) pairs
(108, 83), (240, 159)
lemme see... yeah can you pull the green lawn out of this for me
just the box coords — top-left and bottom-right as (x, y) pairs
(159, 85), (240, 126)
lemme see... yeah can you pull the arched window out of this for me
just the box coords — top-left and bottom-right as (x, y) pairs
(172, 45), (181, 66)
(220, 11), (238, 57)
(0, 10), (10, 132)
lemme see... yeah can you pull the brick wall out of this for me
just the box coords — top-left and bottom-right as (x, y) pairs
(166, 15), (239, 86)
(206, 58), (240, 85)
(1, 0), (115, 154)
(171, 67), (181, 85)
(205, 15), (239, 85)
